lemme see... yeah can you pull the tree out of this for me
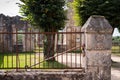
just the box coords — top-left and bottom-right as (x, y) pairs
(73, 0), (120, 32)
(112, 36), (120, 42)
(19, 0), (66, 61)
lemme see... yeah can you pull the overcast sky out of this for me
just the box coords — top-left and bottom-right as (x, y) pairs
(113, 28), (120, 37)
(0, 0), (21, 16)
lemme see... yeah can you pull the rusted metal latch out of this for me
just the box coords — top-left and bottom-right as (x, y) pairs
(82, 43), (85, 57)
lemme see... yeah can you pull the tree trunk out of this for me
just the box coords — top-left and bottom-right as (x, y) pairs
(43, 33), (55, 61)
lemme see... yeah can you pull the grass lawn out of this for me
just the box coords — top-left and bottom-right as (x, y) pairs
(34, 47), (43, 53)
(0, 52), (67, 69)
(112, 46), (120, 56)
(0, 52), (36, 68)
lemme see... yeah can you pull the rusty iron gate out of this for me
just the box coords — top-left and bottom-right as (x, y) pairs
(0, 28), (84, 70)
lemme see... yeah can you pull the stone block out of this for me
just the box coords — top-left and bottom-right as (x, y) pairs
(0, 71), (86, 80)
(86, 34), (112, 50)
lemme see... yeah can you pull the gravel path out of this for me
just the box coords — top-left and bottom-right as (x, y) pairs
(111, 55), (120, 80)
(56, 53), (120, 80)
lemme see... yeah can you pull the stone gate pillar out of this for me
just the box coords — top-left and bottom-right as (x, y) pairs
(81, 15), (113, 80)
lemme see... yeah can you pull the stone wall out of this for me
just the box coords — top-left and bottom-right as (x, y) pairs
(22, 30), (35, 52)
(65, 26), (81, 50)
(57, 26), (81, 52)
(0, 14), (35, 52)
(0, 71), (85, 80)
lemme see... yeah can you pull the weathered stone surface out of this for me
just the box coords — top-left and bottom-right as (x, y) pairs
(86, 34), (112, 50)
(0, 71), (86, 80)
(22, 30), (35, 52)
(82, 15), (112, 80)
(85, 51), (111, 80)
(65, 26), (81, 50)
(0, 14), (35, 52)
(57, 26), (81, 52)
(81, 15), (113, 34)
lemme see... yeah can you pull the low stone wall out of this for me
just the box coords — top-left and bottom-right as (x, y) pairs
(0, 70), (85, 80)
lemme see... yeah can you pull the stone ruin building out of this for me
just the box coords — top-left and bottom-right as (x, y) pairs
(0, 14), (34, 52)
(57, 0), (82, 52)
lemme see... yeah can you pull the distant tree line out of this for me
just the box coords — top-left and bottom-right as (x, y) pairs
(112, 36), (120, 42)
(73, 0), (120, 33)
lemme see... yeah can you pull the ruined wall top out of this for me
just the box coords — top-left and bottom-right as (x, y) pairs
(0, 14), (29, 30)
(81, 15), (113, 34)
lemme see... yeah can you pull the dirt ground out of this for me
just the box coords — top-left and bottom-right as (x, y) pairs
(111, 55), (120, 80)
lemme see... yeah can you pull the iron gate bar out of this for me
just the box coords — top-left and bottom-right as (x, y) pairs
(28, 46), (81, 68)
(0, 30), (84, 70)
(0, 32), (84, 34)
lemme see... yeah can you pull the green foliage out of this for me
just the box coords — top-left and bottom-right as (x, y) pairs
(112, 36), (120, 42)
(0, 52), (66, 69)
(19, 0), (66, 32)
(43, 61), (68, 68)
(19, 0), (67, 60)
(73, 0), (120, 30)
